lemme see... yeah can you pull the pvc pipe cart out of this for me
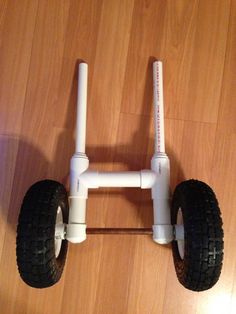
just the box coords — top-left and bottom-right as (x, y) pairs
(16, 61), (224, 291)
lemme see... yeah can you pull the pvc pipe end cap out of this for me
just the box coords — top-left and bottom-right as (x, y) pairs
(152, 237), (171, 245)
(79, 62), (88, 69)
(66, 223), (87, 243)
(152, 224), (173, 244)
(67, 235), (86, 244)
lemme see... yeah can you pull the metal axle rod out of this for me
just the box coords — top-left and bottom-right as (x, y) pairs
(86, 228), (153, 235)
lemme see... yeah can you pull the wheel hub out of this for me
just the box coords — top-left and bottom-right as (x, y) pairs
(177, 207), (185, 259)
(55, 206), (63, 258)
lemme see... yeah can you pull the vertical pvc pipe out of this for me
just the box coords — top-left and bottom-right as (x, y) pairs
(67, 63), (88, 243)
(76, 63), (88, 153)
(153, 61), (165, 154)
(151, 61), (172, 244)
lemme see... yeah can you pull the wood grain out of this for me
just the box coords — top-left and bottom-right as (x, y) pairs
(0, 0), (235, 313)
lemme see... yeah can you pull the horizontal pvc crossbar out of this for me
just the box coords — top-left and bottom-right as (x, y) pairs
(80, 170), (157, 189)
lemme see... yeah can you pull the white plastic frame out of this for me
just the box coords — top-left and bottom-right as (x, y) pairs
(63, 61), (183, 244)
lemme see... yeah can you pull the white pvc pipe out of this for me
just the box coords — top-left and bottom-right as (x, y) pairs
(69, 198), (87, 223)
(153, 61), (165, 153)
(80, 170), (157, 189)
(99, 172), (141, 187)
(151, 61), (172, 243)
(67, 64), (89, 243)
(76, 63), (88, 153)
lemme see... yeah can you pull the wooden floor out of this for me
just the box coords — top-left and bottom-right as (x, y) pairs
(0, 0), (235, 313)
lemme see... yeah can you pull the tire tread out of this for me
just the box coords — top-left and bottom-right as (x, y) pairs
(172, 179), (224, 291)
(16, 180), (68, 288)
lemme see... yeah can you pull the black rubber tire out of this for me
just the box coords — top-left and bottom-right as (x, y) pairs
(16, 180), (69, 288)
(171, 179), (224, 291)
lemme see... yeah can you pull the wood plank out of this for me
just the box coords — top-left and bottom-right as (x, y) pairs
(0, 2), (70, 314)
(0, 135), (19, 260)
(0, 0), (38, 134)
(178, 121), (217, 184)
(165, 0), (230, 123)
(0, 0), (38, 300)
(127, 238), (170, 314)
(121, 0), (167, 115)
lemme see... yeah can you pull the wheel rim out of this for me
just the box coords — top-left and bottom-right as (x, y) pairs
(177, 207), (184, 259)
(55, 206), (63, 258)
